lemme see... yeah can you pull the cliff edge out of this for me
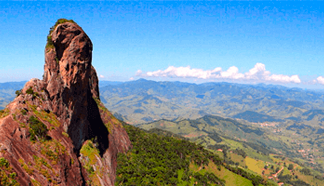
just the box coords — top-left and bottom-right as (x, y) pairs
(0, 19), (131, 185)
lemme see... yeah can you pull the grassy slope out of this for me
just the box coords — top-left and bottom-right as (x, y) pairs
(138, 116), (324, 186)
(190, 162), (254, 186)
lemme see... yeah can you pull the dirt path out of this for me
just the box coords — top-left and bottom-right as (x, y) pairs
(273, 166), (284, 178)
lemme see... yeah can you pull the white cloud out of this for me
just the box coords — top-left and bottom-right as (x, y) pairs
(220, 66), (244, 79)
(135, 70), (142, 76)
(136, 63), (301, 84)
(245, 63), (270, 80)
(129, 77), (134, 80)
(242, 63), (301, 83)
(144, 66), (222, 79)
(267, 74), (301, 83)
(316, 76), (324, 85)
(99, 75), (104, 78)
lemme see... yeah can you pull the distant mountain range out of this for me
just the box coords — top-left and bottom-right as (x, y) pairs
(2, 79), (324, 125)
(0, 81), (27, 109)
(99, 79), (324, 125)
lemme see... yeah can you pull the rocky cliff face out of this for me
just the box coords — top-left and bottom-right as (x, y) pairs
(0, 19), (131, 185)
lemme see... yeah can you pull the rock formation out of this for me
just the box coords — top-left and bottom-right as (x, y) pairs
(0, 19), (131, 185)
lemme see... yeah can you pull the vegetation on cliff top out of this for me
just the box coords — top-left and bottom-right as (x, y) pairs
(46, 18), (76, 50)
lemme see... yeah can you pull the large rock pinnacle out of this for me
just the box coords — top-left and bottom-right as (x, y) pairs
(0, 19), (131, 185)
(44, 21), (98, 151)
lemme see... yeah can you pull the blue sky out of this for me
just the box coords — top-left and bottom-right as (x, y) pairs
(1, 1), (324, 89)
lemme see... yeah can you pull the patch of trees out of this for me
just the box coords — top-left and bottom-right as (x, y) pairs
(315, 175), (324, 180)
(207, 144), (230, 151)
(289, 180), (310, 186)
(244, 142), (273, 155)
(207, 133), (222, 143)
(232, 148), (247, 158)
(300, 168), (312, 176)
(275, 167), (280, 172)
(148, 128), (186, 140)
(286, 123), (313, 131)
(278, 173), (292, 183)
(278, 172), (310, 186)
(233, 110), (281, 123)
(288, 163), (294, 170)
(116, 124), (225, 185)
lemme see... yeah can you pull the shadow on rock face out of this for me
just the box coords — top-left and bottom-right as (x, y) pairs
(87, 96), (109, 157)
(67, 88), (109, 157)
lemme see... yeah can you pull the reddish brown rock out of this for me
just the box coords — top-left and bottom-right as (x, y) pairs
(0, 19), (131, 185)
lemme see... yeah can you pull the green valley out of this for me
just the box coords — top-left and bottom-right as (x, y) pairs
(137, 115), (324, 185)
(117, 122), (324, 185)
(116, 123), (276, 186)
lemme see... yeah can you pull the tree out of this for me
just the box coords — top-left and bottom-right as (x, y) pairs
(15, 90), (21, 97)
(288, 164), (294, 170)
(300, 168), (311, 175)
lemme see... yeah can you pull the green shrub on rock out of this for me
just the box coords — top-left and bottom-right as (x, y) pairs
(15, 90), (21, 97)
(28, 116), (49, 142)
(46, 18), (76, 51)
(0, 157), (19, 185)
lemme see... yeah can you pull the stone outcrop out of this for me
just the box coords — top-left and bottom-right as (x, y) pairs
(0, 19), (131, 185)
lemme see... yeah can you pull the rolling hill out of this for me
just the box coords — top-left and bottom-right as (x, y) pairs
(99, 79), (324, 124)
(119, 123), (324, 186)
(138, 114), (324, 175)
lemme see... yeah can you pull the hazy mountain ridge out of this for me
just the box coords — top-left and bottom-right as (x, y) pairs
(0, 81), (27, 109)
(99, 79), (324, 124)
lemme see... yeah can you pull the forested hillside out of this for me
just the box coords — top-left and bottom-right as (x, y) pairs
(116, 123), (279, 186)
